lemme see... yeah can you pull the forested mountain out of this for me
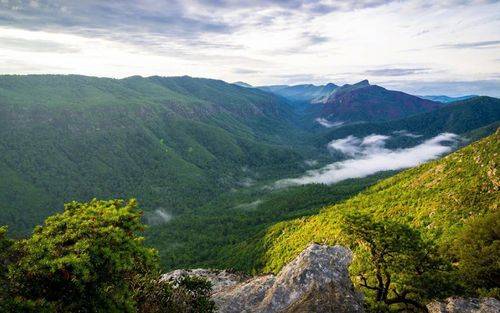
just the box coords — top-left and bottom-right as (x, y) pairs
(0, 74), (498, 284)
(313, 80), (443, 122)
(319, 96), (500, 148)
(0, 74), (314, 235)
(420, 95), (478, 103)
(146, 95), (499, 271)
(258, 83), (338, 104)
(224, 130), (499, 307)
(233, 81), (252, 88)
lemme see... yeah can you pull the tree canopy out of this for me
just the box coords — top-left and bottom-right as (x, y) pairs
(0, 199), (215, 313)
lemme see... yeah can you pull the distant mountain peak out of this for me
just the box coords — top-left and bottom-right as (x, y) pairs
(233, 81), (253, 88)
(354, 79), (369, 86)
(258, 83), (338, 103)
(318, 80), (442, 122)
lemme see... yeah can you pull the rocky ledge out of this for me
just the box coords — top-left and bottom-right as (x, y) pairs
(427, 297), (500, 313)
(162, 244), (364, 313)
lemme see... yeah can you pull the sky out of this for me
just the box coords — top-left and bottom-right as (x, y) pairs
(0, 0), (499, 96)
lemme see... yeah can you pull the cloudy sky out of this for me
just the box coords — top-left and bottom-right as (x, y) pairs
(1, 0), (499, 95)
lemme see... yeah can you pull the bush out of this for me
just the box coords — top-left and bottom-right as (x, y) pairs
(133, 274), (215, 313)
(0, 199), (216, 313)
(450, 210), (500, 297)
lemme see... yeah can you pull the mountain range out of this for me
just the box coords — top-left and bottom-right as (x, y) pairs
(419, 95), (478, 103)
(0, 74), (498, 277)
(0, 74), (312, 235)
(226, 129), (499, 277)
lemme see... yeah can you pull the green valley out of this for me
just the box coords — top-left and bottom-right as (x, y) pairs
(0, 74), (317, 236)
(224, 131), (499, 299)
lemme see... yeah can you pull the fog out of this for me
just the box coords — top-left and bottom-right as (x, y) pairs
(392, 130), (422, 138)
(304, 159), (319, 167)
(234, 200), (263, 210)
(315, 118), (344, 128)
(146, 209), (173, 225)
(275, 132), (458, 187)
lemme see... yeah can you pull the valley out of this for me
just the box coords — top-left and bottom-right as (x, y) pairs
(1, 75), (498, 270)
(1, 1), (499, 311)
(0, 74), (498, 312)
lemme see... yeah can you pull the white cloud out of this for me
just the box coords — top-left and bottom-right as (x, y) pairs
(315, 118), (344, 128)
(304, 159), (319, 167)
(393, 130), (422, 138)
(234, 200), (263, 210)
(146, 208), (173, 225)
(275, 132), (458, 187)
(0, 1), (499, 95)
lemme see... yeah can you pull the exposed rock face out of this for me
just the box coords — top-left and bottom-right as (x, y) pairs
(162, 244), (364, 313)
(427, 297), (500, 313)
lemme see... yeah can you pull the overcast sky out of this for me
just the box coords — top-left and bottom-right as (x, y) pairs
(1, 0), (499, 96)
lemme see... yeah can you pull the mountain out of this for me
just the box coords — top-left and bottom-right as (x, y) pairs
(420, 95), (478, 103)
(233, 81), (252, 88)
(0, 74), (313, 235)
(314, 80), (443, 123)
(258, 83), (338, 103)
(227, 130), (499, 274)
(320, 96), (500, 148)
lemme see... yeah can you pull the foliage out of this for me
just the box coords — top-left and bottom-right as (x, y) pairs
(227, 131), (499, 306)
(133, 274), (215, 313)
(146, 171), (394, 271)
(450, 209), (500, 297)
(6, 199), (156, 312)
(0, 199), (216, 313)
(321, 96), (500, 149)
(341, 212), (454, 312)
(0, 74), (314, 236)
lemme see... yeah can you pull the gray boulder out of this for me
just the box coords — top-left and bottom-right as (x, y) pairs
(427, 297), (500, 313)
(162, 244), (364, 313)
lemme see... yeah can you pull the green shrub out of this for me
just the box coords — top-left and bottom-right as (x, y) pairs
(0, 199), (216, 313)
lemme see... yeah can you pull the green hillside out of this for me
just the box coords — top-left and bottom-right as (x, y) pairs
(229, 130), (499, 274)
(146, 170), (396, 270)
(0, 75), (314, 235)
(320, 96), (500, 148)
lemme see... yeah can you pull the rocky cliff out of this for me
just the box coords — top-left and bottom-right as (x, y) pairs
(427, 297), (500, 313)
(162, 244), (364, 313)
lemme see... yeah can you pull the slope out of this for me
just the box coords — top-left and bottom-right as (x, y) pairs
(227, 130), (499, 274)
(420, 95), (478, 103)
(258, 83), (338, 104)
(315, 80), (443, 122)
(320, 96), (500, 148)
(0, 74), (312, 235)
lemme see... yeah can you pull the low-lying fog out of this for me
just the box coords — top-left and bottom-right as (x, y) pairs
(275, 132), (459, 187)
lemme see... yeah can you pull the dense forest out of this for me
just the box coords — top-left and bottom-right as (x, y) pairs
(223, 131), (499, 311)
(0, 75), (320, 236)
(1, 131), (497, 312)
(0, 75), (498, 312)
(1, 75), (499, 275)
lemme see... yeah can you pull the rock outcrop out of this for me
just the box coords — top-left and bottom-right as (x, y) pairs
(427, 297), (500, 313)
(162, 244), (364, 313)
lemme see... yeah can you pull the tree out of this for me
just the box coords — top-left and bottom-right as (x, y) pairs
(133, 274), (215, 313)
(1, 199), (216, 313)
(9, 199), (158, 312)
(0, 226), (15, 311)
(341, 212), (453, 312)
(450, 210), (499, 297)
